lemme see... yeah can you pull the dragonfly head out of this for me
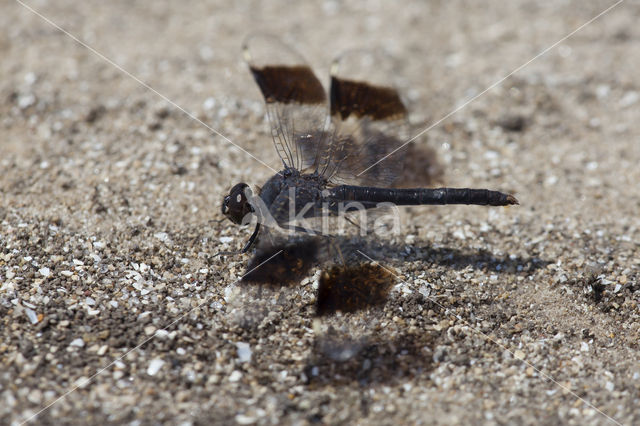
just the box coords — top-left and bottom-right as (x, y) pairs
(221, 183), (254, 225)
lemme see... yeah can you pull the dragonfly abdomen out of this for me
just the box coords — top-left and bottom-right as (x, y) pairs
(327, 185), (518, 207)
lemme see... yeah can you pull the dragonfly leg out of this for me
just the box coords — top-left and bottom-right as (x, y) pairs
(214, 223), (261, 257)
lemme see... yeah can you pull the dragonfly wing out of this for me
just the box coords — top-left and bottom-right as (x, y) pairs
(244, 35), (329, 171)
(320, 48), (411, 187)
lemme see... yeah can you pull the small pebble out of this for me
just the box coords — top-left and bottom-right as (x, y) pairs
(147, 358), (165, 376)
(18, 93), (36, 109)
(69, 338), (85, 348)
(235, 414), (257, 425)
(228, 370), (242, 382)
(620, 91), (639, 107)
(154, 232), (170, 242)
(25, 308), (39, 324)
(236, 342), (252, 363)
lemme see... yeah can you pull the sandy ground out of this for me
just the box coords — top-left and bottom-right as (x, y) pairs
(1, 0), (639, 425)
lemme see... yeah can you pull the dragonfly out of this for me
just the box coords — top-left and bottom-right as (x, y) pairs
(220, 35), (518, 316)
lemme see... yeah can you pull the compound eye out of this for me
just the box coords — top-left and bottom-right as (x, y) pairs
(222, 183), (251, 225)
(230, 185), (247, 208)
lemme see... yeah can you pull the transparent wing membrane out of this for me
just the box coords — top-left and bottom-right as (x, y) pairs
(317, 48), (410, 187)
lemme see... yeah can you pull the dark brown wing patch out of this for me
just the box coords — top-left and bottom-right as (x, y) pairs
(316, 263), (395, 316)
(250, 65), (326, 105)
(330, 77), (407, 120)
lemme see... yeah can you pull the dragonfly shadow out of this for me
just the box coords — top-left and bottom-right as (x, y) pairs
(411, 245), (551, 274)
(422, 248), (552, 274)
(362, 240), (551, 275)
(237, 236), (549, 319)
(304, 329), (438, 388)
